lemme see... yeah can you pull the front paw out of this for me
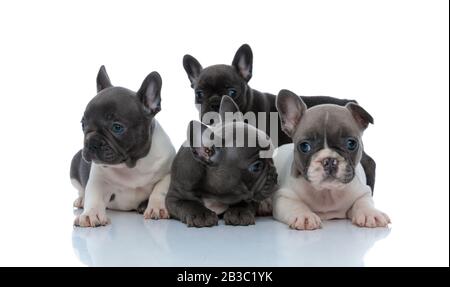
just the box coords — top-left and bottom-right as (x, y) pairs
(352, 208), (391, 228)
(224, 207), (256, 226)
(74, 208), (110, 227)
(73, 197), (84, 208)
(143, 197), (170, 220)
(289, 212), (322, 230)
(182, 209), (219, 228)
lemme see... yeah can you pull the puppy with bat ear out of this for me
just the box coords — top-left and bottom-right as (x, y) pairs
(273, 90), (390, 230)
(183, 44), (377, 193)
(70, 66), (176, 227)
(166, 96), (278, 228)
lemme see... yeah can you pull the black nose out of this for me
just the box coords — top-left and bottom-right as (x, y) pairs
(87, 139), (102, 152)
(210, 102), (220, 111)
(322, 157), (338, 175)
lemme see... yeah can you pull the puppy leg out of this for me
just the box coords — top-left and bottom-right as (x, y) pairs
(360, 151), (376, 193)
(166, 195), (218, 228)
(71, 178), (84, 208)
(347, 193), (390, 228)
(273, 192), (322, 230)
(224, 201), (257, 226)
(144, 174), (171, 220)
(74, 180), (110, 227)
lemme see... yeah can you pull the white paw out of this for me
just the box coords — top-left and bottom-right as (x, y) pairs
(352, 208), (391, 228)
(144, 197), (169, 220)
(74, 208), (110, 227)
(289, 212), (322, 230)
(73, 197), (84, 208)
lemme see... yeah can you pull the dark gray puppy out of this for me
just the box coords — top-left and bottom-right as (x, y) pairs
(166, 96), (278, 227)
(71, 66), (175, 227)
(183, 44), (376, 191)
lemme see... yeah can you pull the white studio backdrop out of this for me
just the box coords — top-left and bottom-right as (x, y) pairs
(0, 0), (448, 266)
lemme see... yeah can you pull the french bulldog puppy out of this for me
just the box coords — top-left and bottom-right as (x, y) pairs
(183, 44), (376, 192)
(166, 96), (278, 227)
(70, 66), (176, 227)
(272, 90), (390, 230)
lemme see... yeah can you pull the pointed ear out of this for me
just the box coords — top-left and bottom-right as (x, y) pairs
(276, 89), (307, 137)
(183, 54), (203, 87)
(137, 72), (162, 116)
(187, 121), (218, 165)
(346, 103), (374, 130)
(232, 44), (253, 82)
(219, 96), (243, 123)
(96, 65), (113, 92)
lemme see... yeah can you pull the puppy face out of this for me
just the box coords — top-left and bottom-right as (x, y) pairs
(183, 44), (253, 121)
(277, 90), (373, 190)
(187, 96), (278, 204)
(81, 66), (162, 168)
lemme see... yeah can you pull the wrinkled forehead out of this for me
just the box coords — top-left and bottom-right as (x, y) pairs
(294, 105), (360, 140)
(198, 65), (241, 88)
(212, 122), (274, 156)
(85, 87), (141, 119)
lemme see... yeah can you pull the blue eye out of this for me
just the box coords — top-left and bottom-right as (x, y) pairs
(111, 123), (125, 135)
(298, 141), (312, 153)
(248, 160), (264, 173)
(227, 88), (237, 98)
(346, 138), (358, 151)
(195, 90), (204, 102)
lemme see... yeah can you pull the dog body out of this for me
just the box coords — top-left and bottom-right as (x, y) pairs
(272, 90), (389, 230)
(71, 66), (175, 227)
(166, 96), (278, 227)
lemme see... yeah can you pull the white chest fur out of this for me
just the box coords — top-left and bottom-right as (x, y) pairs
(86, 120), (176, 211)
(273, 144), (371, 220)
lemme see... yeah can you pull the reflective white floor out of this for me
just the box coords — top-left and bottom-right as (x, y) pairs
(71, 210), (390, 267)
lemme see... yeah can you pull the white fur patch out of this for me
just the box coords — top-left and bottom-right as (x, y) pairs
(272, 144), (387, 228)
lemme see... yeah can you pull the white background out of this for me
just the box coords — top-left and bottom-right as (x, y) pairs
(0, 0), (448, 266)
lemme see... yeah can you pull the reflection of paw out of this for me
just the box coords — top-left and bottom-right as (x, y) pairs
(352, 209), (391, 228)
(73, 197), (84, 208)
(144, 196), (169, 220)
(224, 207), (256, 226)
(256, 198), (272, 216)
(74, 208), (110, 227)
(182, 209), (218, 228)
(289, 212), (322, 230)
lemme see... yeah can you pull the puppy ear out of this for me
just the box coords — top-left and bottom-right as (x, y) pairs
(232, 44), (253, 82)
(96, 65), (113, 92)
(137, 71), (162, 116)
(346, 103), (374, 130)
(183, 54), (203, 88)
(219, 96), (244, 123)
(187, 121), (218, 165)
(276, 89), (307, 137)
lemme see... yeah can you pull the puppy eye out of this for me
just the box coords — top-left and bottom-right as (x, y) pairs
(227, 88), (237, 98)
(248, 160), (264, 173)
(81, 120), (85, 130)
(346, 138), (358, 151)
(298, 141), (312, 153)
(111, 122), (125, 135)
(195, 90), (204, 102)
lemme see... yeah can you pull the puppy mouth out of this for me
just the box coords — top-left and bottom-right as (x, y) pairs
(82, 135), (127, 165)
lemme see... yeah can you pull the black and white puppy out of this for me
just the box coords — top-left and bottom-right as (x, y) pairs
(71, 66), (176, 227)
(166, 96), (278, 227)
(272, 90), (390, 230)
(183, 44), (376, 192)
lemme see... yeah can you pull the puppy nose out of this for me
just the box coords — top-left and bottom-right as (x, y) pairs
(87, 139), (102, 152)
(210, 102), (220, 111)
(322, 157), (338, 174)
